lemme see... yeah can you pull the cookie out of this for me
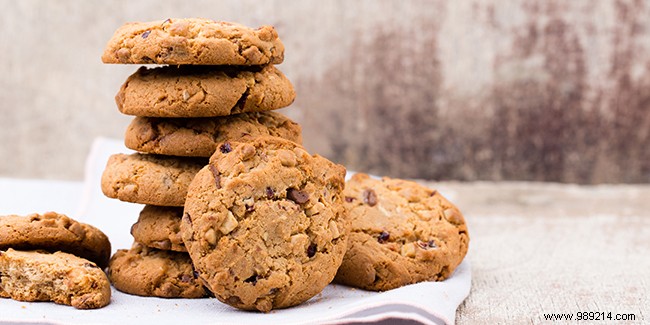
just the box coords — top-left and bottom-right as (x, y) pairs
(102, 18), (284, 65)
(0, 249), (111, 309)
(0, 212), (111, 269)
(107, 243), (207, 298)
(115, 65), (295, 118)
(124, 111), (302, 157)
(334, 173), (469, 291)
(131, 205), (186, 252)
(181, 137), (348, 312)
(101, 153), (206, 206)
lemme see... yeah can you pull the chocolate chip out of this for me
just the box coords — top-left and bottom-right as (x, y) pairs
(430, 190), (438, 196)
(307, 243), (317, 258)
(244, 274), (258, 285)
(182, 212), (192, 225)
(287, 188), (309, 204)
(245, 204), (255, 212)
(417, 240), (437, 250)
(162, 18), (172, 25)
(377, 231), (390, 243)
(179, 274), (193, 283)
(141, 30), (151, 39)
(363, 189), (378, 206)
(265, 187), (275, 199)
(344, 196), (355, 203)
(208, 164), (221, 189)
(219, 142), (232, 153)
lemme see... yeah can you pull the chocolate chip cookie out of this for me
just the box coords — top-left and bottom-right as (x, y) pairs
(124, 111), (302, 157)
(115, 65), (295, 118)
(131, 205), (186, 252)
(0, 212), (111, 268)
(101, 153), (206, 206)
(0, 249), (111, 309)
(107, 243), (207, 298)
(181, 137), (347, 312)
(334, 173), (469, 291)
(102, 18), (284, 65)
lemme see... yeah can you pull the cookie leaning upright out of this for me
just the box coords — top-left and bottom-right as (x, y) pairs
(102, 18), (284, 65)
(334, 173), (469, 291)
(181, 137), (348, 312)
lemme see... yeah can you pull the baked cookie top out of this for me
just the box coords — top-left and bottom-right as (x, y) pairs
(334, 173), (469, 291)
(107, 243), (207, 298)
(131, 205), (186, 252)
(124, 111), (302, 157)
(181, 137), (347, 312)
(0, 249), (111, 309)
(0, 212), (111, 269)
(115, 65), (295, 118)
(101, 153), (206, 207)
(102, 18), (284, 65)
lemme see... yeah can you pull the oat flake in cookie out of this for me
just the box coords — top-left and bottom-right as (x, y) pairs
(102, 18), (284, 65)
(334, 173), (470, 291)
(181, 137), (348, 312)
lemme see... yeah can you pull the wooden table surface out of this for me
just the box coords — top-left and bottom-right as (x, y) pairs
(422, 181), (650, 324)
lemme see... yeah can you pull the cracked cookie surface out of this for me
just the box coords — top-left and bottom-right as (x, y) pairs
(107, 243), (207, 298)
(181, 137), (347, 312)
(102, 18), (284, 65)
(101, 153), (206, 206)
(334, 173), (469, 291)
(0, 212), (111, 269)
(0, 249), (111, 309)
(131, 205), (186, 252)
(116, 65), (295, 118)
(124, 111), (302, 157)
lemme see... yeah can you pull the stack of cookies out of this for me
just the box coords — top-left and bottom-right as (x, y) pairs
(98, 18), (470, 313)
(99, 18), (301, 299)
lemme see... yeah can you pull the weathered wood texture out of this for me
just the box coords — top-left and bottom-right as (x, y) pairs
(1, 0), (649, 183)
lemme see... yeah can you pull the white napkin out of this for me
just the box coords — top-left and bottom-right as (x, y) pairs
(0, 137), (471, 325)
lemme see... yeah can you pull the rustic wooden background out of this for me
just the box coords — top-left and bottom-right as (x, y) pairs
(2, 0), (649, 183)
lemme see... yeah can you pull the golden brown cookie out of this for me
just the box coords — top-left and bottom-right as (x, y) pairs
(0, 249), (111, 309)
(107, 243), (207, 298)
(181, 137), (347, 312)
(102, 18), (284, 65)
(115, 65), (295, 118)
(0, 212), (111, 269)
(334, 173), (469, 291)
(131, 205), (186, 252)
(124, 111), (302, 157)
(101, 153), (206, 206)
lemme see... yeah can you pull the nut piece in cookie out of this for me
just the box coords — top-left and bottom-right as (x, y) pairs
(181, 137), (348, 312)
(107, 243), (207, 298)
(334, 173), (470, 291)
(0, 212), (111, 269)
(102, 18), (284, 65)
(0, 249), (111, 309)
